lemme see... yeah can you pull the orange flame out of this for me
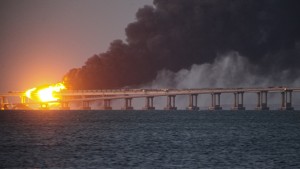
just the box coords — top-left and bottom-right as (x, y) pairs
(25, 82), (66, 102)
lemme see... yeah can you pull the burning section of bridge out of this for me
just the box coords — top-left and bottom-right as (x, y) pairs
(25, 82), (66, 105)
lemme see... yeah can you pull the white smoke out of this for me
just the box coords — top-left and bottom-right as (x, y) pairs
(151, 52), (295, 88)
(136, 52), (300, 110)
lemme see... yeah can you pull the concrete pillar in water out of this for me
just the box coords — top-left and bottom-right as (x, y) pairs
(60, 95), (70, 110)
(280, 90), (294, 110)
(82, 101), (91, 110)
(187, 94), (199, 110)
(0, 97), (5, 110)
(241, 92), (244, 106)
(211, 93), (214, 107)
(288, 90), (293, 110)
(290, 91), (292, 105)
(262, 91), (269, 110)
(232, 92), (245, 110)
(143, 97), (155, 110)
(234, 93), (237, 107)
(281, 92), (285, 108)
(150, 97), (154, 109)
(103, 99), (112, 110)
(21, 96), (27, 104)
(0, 97), (11, 110)
(256, 92), (261, 108)
(209, 93), (215, 110)
(209, 93), (222, 110)
(256, 91), (269, 110)
(60, 102), (70, 110)
(164, 95), (177, 110)
(122, 98), (133, 110)
(218, 93), (221, 107)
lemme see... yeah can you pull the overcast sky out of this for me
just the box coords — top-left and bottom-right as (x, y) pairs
(0, 0), (153, 92)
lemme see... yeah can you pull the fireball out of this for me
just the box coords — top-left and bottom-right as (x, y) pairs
(25, 82), (66, 102)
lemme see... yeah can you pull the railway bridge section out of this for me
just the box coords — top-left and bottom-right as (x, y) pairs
(1, 87), (299, 110)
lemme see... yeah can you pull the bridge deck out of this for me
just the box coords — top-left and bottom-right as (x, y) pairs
(1, 87), (300, 106)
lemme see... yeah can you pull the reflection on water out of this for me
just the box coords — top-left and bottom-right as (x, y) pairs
(0, 110), (300, 168)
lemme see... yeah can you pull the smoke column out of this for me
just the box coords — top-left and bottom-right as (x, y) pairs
(150, 52), (300, 89)
(143, 52), (300, 109)
(63, 0), (300, 90)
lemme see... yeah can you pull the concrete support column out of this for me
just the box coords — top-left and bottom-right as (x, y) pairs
(103, 99), (112, 110)
(21, 96), (27, 104)
(256, 91), (269, 110)
(146, 97), (149, 107)
(234, 93), (237, 107)
(218, 93), (221, 106)
(187, 94), (199, 110)
(211, 93), (214, 107)
(257, 92), (261, 108)
(238, 92), (245, 110)
(150, 97), (154, 108)
(0, 97), (5, 110)
(210, 93), (215, 110)
(241, 92), (244, 105)
(60, 102), (70, 110)
(290, 91), (292, 104)
(173, 96), (175, 108)
(60, 96), (70, 110)
(122, 98), (133, 110)
(167, 96), (171, 107)
(288, 91), (293, 110)
(263, 91), (269, 110)
(264, 92), (268, 105)
(232, 92), (245, 110)
(280, 90), (294, 110)
(209, 93), (222, 110)
(82, 101), (91, 110)
(1, 97), (9, 110)
(281, 92), (285, 107)
(143, 97), (155, 110)
(189, 95), (192, 107)
(164, 95), (177, 110)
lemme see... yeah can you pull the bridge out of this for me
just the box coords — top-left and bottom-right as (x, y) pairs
(1, 87), (300, 110)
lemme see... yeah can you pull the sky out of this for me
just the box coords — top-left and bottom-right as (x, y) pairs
(0, 0), (153, 92)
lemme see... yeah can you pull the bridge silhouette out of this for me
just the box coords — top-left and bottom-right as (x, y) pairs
(1, 87), (300, 110)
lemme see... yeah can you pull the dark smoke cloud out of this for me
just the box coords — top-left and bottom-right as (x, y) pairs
(63, 0), (300, 89)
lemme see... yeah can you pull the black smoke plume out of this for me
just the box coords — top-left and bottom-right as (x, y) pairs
(63, 0), (300, 89)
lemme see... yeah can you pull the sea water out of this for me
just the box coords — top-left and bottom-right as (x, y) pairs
(0, 110), (299, 168)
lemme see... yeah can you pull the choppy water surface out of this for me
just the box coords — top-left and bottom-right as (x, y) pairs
(0, 110), (300, 168)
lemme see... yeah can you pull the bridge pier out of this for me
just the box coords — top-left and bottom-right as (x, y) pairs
(164, 95), (177, 110)
(103, 99), (112, 110)
(187, 94), (199, 110)
(60, 102), (70, 110)
(143, 96), (155, 110)
(82, 101), (91, 110)
(122, 98), (133, 110)
(232, 92), (245, 110)
(21, 96), (27, 104)
(256, 91), (269, 110)
(0, 97), (7, 110)
(209, 93), (222, 110)
(280, 90), (294, 110)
